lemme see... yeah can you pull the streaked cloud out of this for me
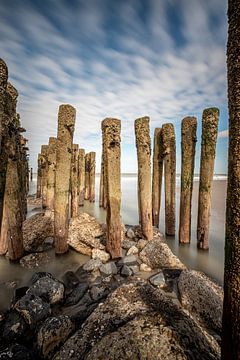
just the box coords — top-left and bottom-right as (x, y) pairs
(0, 0), (227, 173)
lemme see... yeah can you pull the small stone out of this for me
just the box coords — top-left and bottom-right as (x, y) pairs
(30, 272), (54, 284)
(126, 228), (135, 239)
(14, 293), (50, 327)
(90, 286), (109, 302)
(121, 265), (133, 277)
(92, 249), (110, 263)
(62, 271), (79, 289)
(3, 310), (28, 342)
(118, 255), (138, 266)
(121, 239), (136, 250)
(140, 263), (152, 272)
(20, 253), (51, 269)
(0, 344), (33, 360)
(83, 258), (102, 272)
(149, 272), (165, 287)
(126, 246), (138, 256)
(37, 315), (74, 359)
(129, 265), (139, 274)
(99, 262), (118, 276)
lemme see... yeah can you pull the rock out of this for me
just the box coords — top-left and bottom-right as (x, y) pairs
(118, 255), (138, 266)
(126, 245), (138, 256)
(129, 265), (139, 274)
(23, 212), (54, 252)
(139, 240), (186, 269)
(178, 270), (223, 334)
(61, 271), (79, 289)
(126, 228), (135, 239)
(137, 239), (148, 250)
(65, 283), (89, 306)
(2, 310), (27, 342)
(140, 263), (152, 272)
(11, 287), (29, 306)
(30, 272), (53, 284)
(37, 315), (74, 359)
(27, 276), (65, 304)
(99, 262), (118, 276)
(121, 239), (136, 250)
(120, 265), (133, 277)
(149, 272), (165, 287)
(92, 249), (110, 263)
(83, 258), (102, 272)
(53, 282), (220, 360)
(20, 253), (51, 269)
(14, 293), (50, 327)
(90, 286), (109, 302)
(68, 213), (104, 255)
(0, 344), (34, 360)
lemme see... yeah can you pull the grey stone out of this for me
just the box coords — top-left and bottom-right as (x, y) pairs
(129, 265), (139, 274)
(0, 344), (34, 360)
(2, 310), (27, 342)
(126, 228), (135, 239)
(99, 262), (117, 276)
(121, 239), (136, 250)
(83, 258), (102, 272)
(62, 271), (79, 289)
(118, 255), (138, 266)
(149, 272), (165, 287)
(121, 265), (133, 277)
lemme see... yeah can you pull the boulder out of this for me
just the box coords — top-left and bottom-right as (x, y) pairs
(120, 265), (133, 277)
(23, 212), (54, 252)
(99, 262), (118, 276)
(65, 283), (89, 306)
(27, 276), (65, 304)
(139, 240), (186, 269)
(68, 213), (104, 255)
(178, 270), (223, 334)
(83, 258), (102, 272)
(2, 310), (28, 342)
(37, 315), (74, 359)
(14, 293), (50, 327)
(20, 253), (51, 269)
(92, 249), (110, 263)
(126, 228), (135, 239)
(53, 282), (220, 360)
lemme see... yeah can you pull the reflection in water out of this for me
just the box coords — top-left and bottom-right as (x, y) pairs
(0, 174), (226, 311)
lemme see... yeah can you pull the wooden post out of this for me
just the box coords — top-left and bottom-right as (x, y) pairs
(152, 128), (163, 227)
(89, 151), (96, 202)
(99, 153), (104, 207)
(41, 145), (48, 209)
(0, 83), (24, 260)
(162, 123), (176, 236)
(84, 153), (90, 200)
(30, 167), (33, 182)
(222, 1), (240, 358)
(54, 104), (76, 254)
(78, 148), (85, 206)
(135, 116), (153, 240)
(179, 117), (197, 244)
(46, 137), (57, 210)
(36, 153), (42, 198)
(101, 122), (108, 209)
(71, 144), (79, 217)
(102, 118), (122, 258)
(0, 59), (8, 235)
(197, 108), (219, 250)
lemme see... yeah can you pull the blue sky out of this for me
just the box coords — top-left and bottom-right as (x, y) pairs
(0, 0), (228, 173)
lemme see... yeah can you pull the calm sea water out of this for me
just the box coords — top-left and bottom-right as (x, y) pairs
(0, 174), (226, 311)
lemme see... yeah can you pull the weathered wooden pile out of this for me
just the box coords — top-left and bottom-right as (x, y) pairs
(0, 59), (29, 261)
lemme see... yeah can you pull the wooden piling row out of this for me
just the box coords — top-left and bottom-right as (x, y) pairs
(84, 153), (90, 200)
(78, 148), (85, 206)
(152, 128), (163, 227)
(89, 151), (96, 202)
(46, 137), (57, 210)
(71, 144), (79, 217)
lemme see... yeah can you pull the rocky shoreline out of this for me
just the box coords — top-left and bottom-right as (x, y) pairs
(0, 207), (223, 359)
